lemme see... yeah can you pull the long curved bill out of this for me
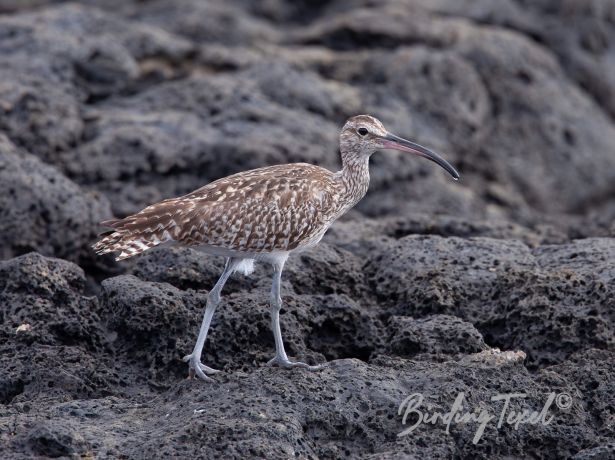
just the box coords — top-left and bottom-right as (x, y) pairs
(381, 133), (460, 180)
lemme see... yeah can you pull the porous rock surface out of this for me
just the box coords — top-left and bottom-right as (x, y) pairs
(1, 1), (615, 459)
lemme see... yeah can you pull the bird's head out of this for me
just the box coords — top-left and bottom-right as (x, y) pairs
(340, 114), (460, 180)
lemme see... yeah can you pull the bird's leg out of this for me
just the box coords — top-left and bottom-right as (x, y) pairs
(183, 257), (240, 381)
(267, 260), (323, 371)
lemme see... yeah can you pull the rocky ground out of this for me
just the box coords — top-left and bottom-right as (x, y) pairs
(1, 0), (615, 458)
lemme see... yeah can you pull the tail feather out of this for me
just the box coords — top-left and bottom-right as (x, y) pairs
(93, 198), (197, 261)
(100, 218), (122, 228)
(93, 231), (165, 261)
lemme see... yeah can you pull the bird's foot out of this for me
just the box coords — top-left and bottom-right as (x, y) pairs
(267, 355), (324, 371)
(183, 354), (221, 382)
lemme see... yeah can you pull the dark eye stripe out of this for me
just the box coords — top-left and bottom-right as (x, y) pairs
(358, 128), (368, 136)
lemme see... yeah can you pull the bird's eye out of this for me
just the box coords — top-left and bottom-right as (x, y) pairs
(358, 128), (368, 136)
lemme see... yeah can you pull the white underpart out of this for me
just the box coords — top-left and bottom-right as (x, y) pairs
(234, 258), (255, 276)
(230, 252), (291, 276)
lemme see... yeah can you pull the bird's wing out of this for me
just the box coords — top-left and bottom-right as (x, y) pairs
(179, 163), (337, 252)
(94, 163), (338, 257)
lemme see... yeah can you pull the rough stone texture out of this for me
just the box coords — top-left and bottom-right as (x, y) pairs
(0, 4), (192, 161)
(0, 253), (116, 404)
(2, 1), (615, 458)
(0, 135), (111, 265)
(386, 314), (489, 359)
(367, 236), (615, 368)
(99, 274), (206, 384)
(3, 352), (612, 459)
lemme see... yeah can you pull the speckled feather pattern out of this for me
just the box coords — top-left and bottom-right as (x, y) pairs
(93, 115), (382, 261)
(93, 163), (368, 260)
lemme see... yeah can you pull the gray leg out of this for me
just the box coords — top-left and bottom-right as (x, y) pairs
(183, 257), (241, 381)
(266, 258), (323, 371)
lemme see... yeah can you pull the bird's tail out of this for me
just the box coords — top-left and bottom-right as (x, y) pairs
(93, 218), (168, 261)
(93, 198), (199, 261)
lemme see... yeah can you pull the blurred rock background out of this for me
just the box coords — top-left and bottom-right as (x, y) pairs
(1, 1), (614, 458)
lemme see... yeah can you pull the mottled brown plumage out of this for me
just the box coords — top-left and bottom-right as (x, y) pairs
(93, 115), (459, 381)
(94, 163), (349, 259)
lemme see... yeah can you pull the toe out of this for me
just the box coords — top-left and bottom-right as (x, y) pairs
(199, 363), (221, 375)
(289, 361), (325, 371)
(193, 366), (215, 382)
(289, 361), (310, 369)
(307, 363), (325, 372)
(184, 354), (218, 381)
(267, 357), (325, 370)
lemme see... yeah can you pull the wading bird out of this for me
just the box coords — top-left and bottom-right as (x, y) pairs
(93, 115), (459, 381)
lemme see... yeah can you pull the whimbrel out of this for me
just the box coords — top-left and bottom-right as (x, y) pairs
(93, 115), (459, 381)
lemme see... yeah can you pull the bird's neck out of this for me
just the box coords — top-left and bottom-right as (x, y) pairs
(337, 151), (371, 207)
